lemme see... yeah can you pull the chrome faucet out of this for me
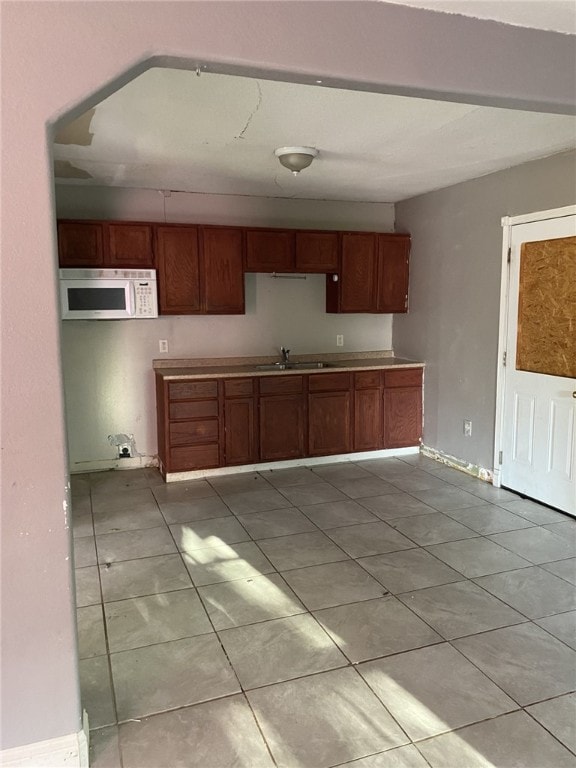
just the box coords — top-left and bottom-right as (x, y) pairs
(280, 346), (290, 364)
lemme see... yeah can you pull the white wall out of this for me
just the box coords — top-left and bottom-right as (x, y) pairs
(394, 149), (576, 471)
(57, 186), (395, 469)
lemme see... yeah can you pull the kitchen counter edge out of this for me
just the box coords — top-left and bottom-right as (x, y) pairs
(154, 357), (425, 381)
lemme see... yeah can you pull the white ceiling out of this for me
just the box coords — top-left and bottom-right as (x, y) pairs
(380, 0), (576, 34)
(53, 3), (576, 204)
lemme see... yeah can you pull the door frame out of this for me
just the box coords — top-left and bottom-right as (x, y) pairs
(494, 204), (576, 488)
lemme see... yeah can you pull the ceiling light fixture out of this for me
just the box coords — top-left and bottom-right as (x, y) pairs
(275, 146), (319, 175)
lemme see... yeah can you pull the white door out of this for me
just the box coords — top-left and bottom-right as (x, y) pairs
(501, 214), (576, 515)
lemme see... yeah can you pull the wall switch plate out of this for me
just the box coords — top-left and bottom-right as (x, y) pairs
(159, 339), (169, 353)
(336, 334), (344, 347)
(464, 420), (472, 437)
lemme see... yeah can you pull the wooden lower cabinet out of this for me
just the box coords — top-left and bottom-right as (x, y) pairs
(383, 368), (423, 448)
(308, 373), (352, 457)
(223, 378), (257, 465)
(156, 376), (221, 475)
(308, 391), (352, 456)
(383, 388), (422, 448)
(260, 395), (305, 461)
(156, 367), (423, 475)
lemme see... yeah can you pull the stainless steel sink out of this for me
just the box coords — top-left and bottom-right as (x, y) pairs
(255, 361), (334, 371)
(255, 364), (288, 371)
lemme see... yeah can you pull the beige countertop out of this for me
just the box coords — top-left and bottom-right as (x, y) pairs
(153, 351), (424, 381)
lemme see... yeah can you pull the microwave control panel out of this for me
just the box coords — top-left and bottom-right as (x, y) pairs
(135, 281), (158, 317)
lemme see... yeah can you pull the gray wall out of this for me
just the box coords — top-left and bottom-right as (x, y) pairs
(57, 186), (395, 470)
(394, 149), (576, 470)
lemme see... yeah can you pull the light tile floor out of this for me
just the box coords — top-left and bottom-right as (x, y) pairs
(71, 456), (576, 768)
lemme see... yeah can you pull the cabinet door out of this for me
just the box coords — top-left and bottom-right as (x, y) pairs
(106, 223), (154, 267)
(156, 226), (201, 314)
(354, 388), (382, 451)
(295, 231), (338, 272)
(225, 397), (257, 465)
(308, 391), (352, 456)
(259, 395), (305, 460)
(339, 233), (378, 312)
(383, 387), (422, 448)
(377, 234), (410, 313)
(201, 227), (245, 313)
(245, 229), (294, 272)
(57, 221), (104, 267)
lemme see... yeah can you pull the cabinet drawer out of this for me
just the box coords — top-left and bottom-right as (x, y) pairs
(354, 370), (381, 389)
(259, 375), (304, 395)
(169, 400), (219, 420)
(169, 420), (219, 447)
(224, 378), (254, 398)
(169, 444), (220, 471)
(384, 368), (423, 388)
(308, 372), (351, 392)
(168, 380), (218, 400)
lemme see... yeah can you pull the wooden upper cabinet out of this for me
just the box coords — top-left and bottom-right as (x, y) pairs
(377, 234), (410, 313)
(156, 226), (201, 314)
(295, 231), (338, 272)
(245, 229), (294, 272)
(57, 221), (105, 267)
(58, 220), (154, 268)
(327, 232), (410, 314)
(338, 233), (378, 312)
(201, 227), (245, 314)
(107, 223), (154, 268)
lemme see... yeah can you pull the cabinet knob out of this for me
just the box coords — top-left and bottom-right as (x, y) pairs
(573, 391), (576, 399)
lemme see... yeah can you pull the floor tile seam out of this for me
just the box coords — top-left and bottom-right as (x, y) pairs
(424, 553), (534, 582)
(483, 532), (576, 566)
(239, 691), (280, 768)
(84, 546), (120, 726)
(162, 511), (235, 526)
(529, 618), (576, 653)
(405, 707), (533, 749)
(442, 636), (536, 711)
(346, 661), (415, 749)
(113, 688), (245, 729)
(263, 552), (354, 574)
(522, 707), (576, 758)
(95, 546), (179, 566)
(105, 626), (217, 657)
(232, 655), (353, 696)
(397, 572), (531, 628)
(471, 563), (576, 593)
(386, 528), (482, 549)
(324, 636), (448, 668)
(539, 560), (576, 586)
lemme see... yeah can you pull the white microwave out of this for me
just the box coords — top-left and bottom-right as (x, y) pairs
(59, 269), (158, 320)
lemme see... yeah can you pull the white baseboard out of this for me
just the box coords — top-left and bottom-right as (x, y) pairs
(69, 455), (158, 474)
(166, 447), (419, 482)
(420, 444), (493, 482)
(0, 715), (89, 767)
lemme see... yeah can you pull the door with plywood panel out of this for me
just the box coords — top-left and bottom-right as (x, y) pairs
(501, 214), (576, 514)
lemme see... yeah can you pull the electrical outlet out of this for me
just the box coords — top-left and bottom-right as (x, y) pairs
(336, 334), (344, 347)
(159, 339), (169, 353)
(464, 420), (472, 437)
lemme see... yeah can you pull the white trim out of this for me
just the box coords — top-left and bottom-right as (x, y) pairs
(0, 718), (88, 768)
(420, 444), (492, 482)
(165, 447), (419, 482)
(493, 221), (512, 487)
(495, 204), (576, 489)
(501, 204), (576, 227)
(69, 455), (158, 474)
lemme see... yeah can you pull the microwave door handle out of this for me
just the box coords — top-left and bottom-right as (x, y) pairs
(129, 282), (137, 317)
